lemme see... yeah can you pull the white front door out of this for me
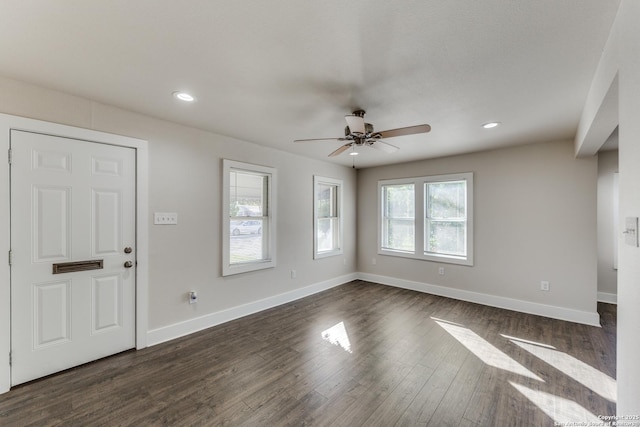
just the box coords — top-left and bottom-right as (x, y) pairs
(10, 130), (136, 386)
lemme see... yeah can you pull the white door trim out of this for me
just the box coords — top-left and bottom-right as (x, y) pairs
(0, 113), (149, 393)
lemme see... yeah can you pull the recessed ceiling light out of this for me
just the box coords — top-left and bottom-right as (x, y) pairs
(349, 151), (359, 156)
(173, 91), (196, 102)
(482, 121), (501, 129)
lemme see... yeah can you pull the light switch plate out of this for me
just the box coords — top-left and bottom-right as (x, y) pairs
(624, 217), (639, 247)
(154, 212), (178, 225)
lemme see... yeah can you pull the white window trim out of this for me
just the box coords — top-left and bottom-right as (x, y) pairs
(313, 175), (343, 259)
(222, 159), (277, 276)
(378, 172), (474, 266)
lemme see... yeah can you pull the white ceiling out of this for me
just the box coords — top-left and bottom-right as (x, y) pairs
(0, 1), (620, 168)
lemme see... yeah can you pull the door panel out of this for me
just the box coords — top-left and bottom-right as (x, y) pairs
(10, 130), (136, 386)
(92, 189), (122, 256)
(92, 156), (122, 176)
(91, 274), (122, 333)
(33, 280), (71, 348)
(33, 185), (71, 261)
(32, 149), (72, 173)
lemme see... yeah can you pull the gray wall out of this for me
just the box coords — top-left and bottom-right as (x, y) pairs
(0, 74), (601, 328)
(0, 75), (357, 332)
(597, 149), (618, 298)
(357, 140), (598, 315)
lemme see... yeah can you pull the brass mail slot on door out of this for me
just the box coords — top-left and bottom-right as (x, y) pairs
(52, 260), (104, 274)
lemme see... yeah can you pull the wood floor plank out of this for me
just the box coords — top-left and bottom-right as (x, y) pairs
(394, 343), (471, 426)
(426, 352), (486, 426)
(328, 361), (413, 427)
(462, 365), (502, 426)
(363, 363), (435, 427)
(0, 280), (617, 426)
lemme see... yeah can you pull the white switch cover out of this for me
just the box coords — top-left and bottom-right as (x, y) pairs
(154, 212), (178, 225)
(625, 217), (639, 247)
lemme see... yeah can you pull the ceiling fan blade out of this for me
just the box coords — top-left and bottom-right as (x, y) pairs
(328, 143), (353, 157)
(377, 124), (431, 139)
(294, 137), (346, 143)
(344, 115), (365, 135)
(370, 140), (399, 153)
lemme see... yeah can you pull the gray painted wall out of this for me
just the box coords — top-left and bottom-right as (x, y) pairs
(357, 140), (598, 315)
(0, 75), (358, 331)
(0, 75), (601, 327)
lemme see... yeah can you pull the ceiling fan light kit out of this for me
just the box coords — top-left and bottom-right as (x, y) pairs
(172, 91), (196, 102)
(294, 110), (431, 158)
(482, 121), (501, 129)
(345, 111), (366, 135)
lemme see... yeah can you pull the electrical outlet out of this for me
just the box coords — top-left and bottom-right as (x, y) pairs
(438, 267), (445, 275)
(372, 258), (376, 265)
(154, 212), (178, 225)
(540, 281), (550, 291)
(189, 291), (198, 304)
(291, 270), (297, 279)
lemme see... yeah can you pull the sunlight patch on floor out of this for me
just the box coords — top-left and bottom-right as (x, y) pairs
(510, 382), (602, 424)
(433, 318), (543, 381)
(504, 335), (616, 402)
(321, 321), (352, 354)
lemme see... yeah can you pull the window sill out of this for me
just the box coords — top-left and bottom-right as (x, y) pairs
(378, 249), (473, 266)
(314, 249), (343, 260)
(223, 259), (275, 276)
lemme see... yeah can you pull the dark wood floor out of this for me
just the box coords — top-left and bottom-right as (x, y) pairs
(0, 280), (616, 426)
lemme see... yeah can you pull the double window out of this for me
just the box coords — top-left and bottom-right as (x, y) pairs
(222, 160), (276, 276)
(379, 172), (473, 265)
(314, 176), (343, 258)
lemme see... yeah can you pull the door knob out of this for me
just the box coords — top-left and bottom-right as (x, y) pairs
(124, 247), (133, 254)
(124, 261), (133, 268)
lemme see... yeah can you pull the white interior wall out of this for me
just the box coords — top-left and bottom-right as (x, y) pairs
(357, 140), (599, 323)
(576, 0), (640, 414)
(616, 0), (640, 415)
(597, 149), (619, 301)
(0, 75), (358, 339)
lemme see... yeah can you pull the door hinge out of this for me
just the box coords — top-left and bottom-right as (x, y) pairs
(7, 148), (11, 164)
(9, 352), (11, 366)
(8, 250), (12, 266)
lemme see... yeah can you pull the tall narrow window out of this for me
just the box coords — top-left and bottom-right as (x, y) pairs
(381, 182), (415, 253)
(223, 160), (276, 276)
(314, 176), (342, 258)
(379, 173), (473, 265)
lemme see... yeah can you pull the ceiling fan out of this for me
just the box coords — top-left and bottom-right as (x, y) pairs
(294, 110), (431, 157)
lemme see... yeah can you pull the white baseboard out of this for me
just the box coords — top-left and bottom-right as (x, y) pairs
(147, 271), (602, 347)
(597, 292), (617, 304)
(358, 273), (601, 327)
(146, 273), (358, 346)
